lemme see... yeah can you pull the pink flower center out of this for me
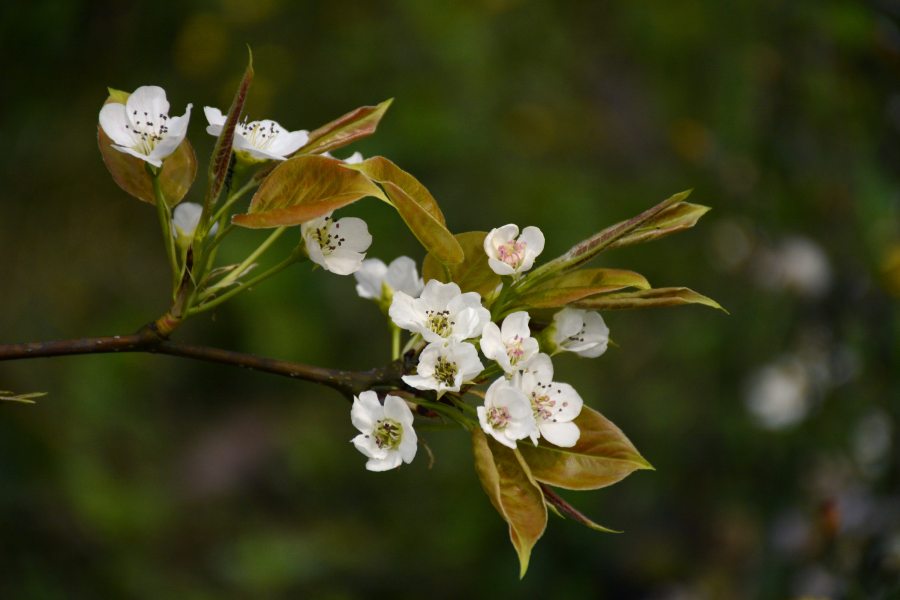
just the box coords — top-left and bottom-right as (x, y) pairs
(506, 335), (525, 365)
(497, 239), (527, 269)
(487, 406), (512, 429)
(531, 384), (568, 422)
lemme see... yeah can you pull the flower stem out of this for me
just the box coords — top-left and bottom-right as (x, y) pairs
(210, 177), (256, 225)
(149, 169), (180, 292)
(391, 324), (401, 360)
(187, 253), (300, 316)
(409, 398), (475, 432)
(205, 226), (286, 295)
(449, 395), (478, 416)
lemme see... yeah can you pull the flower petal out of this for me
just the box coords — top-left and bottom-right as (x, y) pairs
(538, 421), (580, 447)
(99, 103), (134, 147)
(354, 258), (388, 299)
(366, 452), (403, 471)
(332, 217), (372, 253)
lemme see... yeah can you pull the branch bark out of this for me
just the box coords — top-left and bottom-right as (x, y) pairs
(0, 325), (412, 398)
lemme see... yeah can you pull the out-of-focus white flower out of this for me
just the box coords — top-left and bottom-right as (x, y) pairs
(852, 409), (892, 473)
(477, 377), (537, 449)
(172, 203), (218, 245)
(301, 211), (372, 275)
(544, 309), (609, 358)
(402, 341), (484, 393)
(99, 86), (192, 168)
(483, 224), (545, 279)
(354, 257), (424, 309)
(480, 311), (540, 375)
(389, 280), (490, 345)
(350, 391), (417, 471)
(513, 354), (582, 447)
(752, 236), (832, 299)
(744, 357), (811, 430)
(204, 108), (308, 163)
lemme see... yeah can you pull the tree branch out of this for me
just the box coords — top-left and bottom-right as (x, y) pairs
(0, 326), (413, 398)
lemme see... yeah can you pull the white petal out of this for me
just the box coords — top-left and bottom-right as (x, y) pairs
(547, 383), (583, 421)
(524, 353), (554, 384)
(150, 104), (192, 162)
(389, 292), (421, 332)
(172, 203), (203, 236)
(488, 257), (516, 276)
(385, 256), (423, 297)
(354, 259), (388, 299)
(99, 103), (134, 146)
(402, 373), (439, 391)
(500, 311), (531, 341)
(366, 452), (403, 471)
(323, 248), (366, 275)
(352, 433), (385, 459)
(539, 421), (580, 447)
(111, 144), (162, 167)
(490, 430), (519, 449)
(332, 217), (372, 252)
(484, 224), (520, 255)
(553, 309), (586, 341)
(480, 322), (504, 363)
(519, 226), (545, 257)
(383, 395), (413, 425)
(267, 130), (309, 156)
(398, 437), (417, 463)
(125, 86), (170, 127)
(203, 106), (226, 127)
(420, 280), (462, 308)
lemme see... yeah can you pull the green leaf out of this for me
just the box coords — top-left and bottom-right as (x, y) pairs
(571, 287), (726, 312)
(514, 268), (650, 309)
(0, 390), (46, 404)
(347, 156), (463, 264)
(302, 99), (393, 156)
(98, 91), (197, 206)
(205, 49), (253, 211)
(232, 155), (388, 228)
(518, 406), (653, 490)
(605, 203), (711, 251)
(526, 190), (692, 281)
(539, 482), (620, 533)
(422, 231), (501, 296)
(472, 429), (547, 579)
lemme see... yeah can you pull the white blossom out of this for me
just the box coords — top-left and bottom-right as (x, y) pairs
(301, 211), (372, 275)
(351, 391), (417, 471)
(389, 280), (490, 345)
(480, 311), (540, 375)
(172, 202), (218, 243)
(483, 224), (545, 279)
(204, 107), (308, 163)
(99, 86), (192, 168)
(402, 341), (484, 393)
(354, 256), (424, 305)
(513, 354), (582, 447)
(546, 308), (609, 358)
(477, 377), (537, 449)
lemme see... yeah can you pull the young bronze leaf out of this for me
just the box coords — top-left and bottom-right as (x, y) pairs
(539, 483), (620, 533)
(604, 203), (711, 251)
(347, 156), (445, 220)
(517, 406), (652, 490)
(383, 181), (463, 264)
(514, 268), (650, 309)
(98, 91), (197, 206)
(205, 50), (253, 210)
(232, 155), (387, 229)
(571, 287), (725, 312)
(422, 231), (501, 296)
(527, 190), (692, 281)
(472, 429), (547, 579)
(301, 99), (393, 156)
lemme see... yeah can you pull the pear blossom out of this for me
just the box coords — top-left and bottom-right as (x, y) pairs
(480, 311), (540, 375)
(513, 354), (583, 447)
(350, 391), (417, 471)
(389, 280), (491, 345)
(354, 257), (424, 307)
(483, 224), (545, 279)
(402, 341), (484, 393)
(172, 203), (218, 245)
(301, 211), (372, 275)
(204, 107), (309, 163)
(545, 308), (609, 358)
(99, 86), (192, 168)
(477, 377), (537, 449)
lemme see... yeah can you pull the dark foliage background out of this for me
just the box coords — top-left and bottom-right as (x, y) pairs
(1, 1), (899, 598)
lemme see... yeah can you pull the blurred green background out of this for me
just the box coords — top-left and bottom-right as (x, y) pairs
(2, 0), (899, 598)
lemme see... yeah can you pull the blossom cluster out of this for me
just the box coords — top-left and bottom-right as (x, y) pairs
(349, 223), (611, 469)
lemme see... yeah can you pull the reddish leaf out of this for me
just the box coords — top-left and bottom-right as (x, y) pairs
(302, 99), (393, 155)
(515, 268), (650, 309)
(539, 483), (620, 533)
(232, 155), (386, 229)
(472, 429), (547, 578)
(205, 50), (253, 209)
(571, 287), (725, 312)
(604, 202), (711, 251)
(518, 406), (653, 490)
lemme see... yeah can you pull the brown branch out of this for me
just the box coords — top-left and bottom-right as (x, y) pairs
(0, 326), (412, 398)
